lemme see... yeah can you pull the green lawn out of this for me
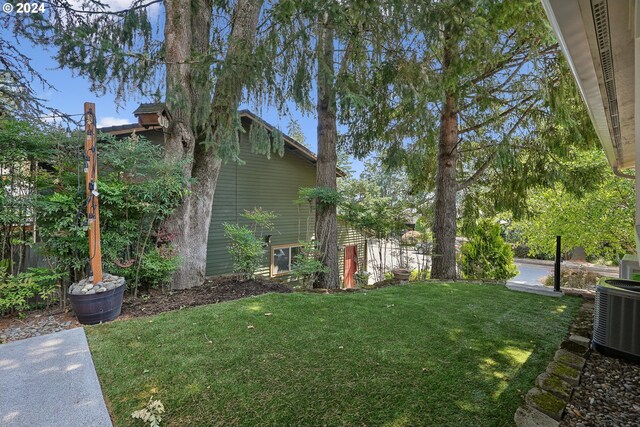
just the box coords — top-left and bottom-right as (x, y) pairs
(87, 283), (580, 427)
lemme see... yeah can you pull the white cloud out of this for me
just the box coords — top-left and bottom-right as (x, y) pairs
(97, 116), (131, 127)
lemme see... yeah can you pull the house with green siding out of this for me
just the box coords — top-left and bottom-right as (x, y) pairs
(100, 106), (366, 287)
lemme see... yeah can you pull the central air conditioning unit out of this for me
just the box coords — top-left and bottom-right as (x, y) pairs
(592, 278), (640, 363)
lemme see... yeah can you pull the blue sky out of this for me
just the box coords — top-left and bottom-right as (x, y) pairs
(2, 4), (365, 175)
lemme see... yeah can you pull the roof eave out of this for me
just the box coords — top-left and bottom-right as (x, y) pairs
(541, 0), (620, 168)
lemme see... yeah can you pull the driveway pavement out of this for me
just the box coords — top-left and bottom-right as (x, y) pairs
(0, 328), (112, 427)
(511, 262), (553, 286)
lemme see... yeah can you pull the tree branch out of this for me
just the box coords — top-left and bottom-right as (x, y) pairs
(456, 150), (497, 191)
(456, 98), (537, 191)
(459, 92), (536, 135)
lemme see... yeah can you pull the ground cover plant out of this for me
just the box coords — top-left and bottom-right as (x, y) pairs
(87, 283), (579, 426)
(543, 268), (602, 290)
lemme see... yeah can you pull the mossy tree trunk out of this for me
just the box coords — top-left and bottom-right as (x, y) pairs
(314, 12), (340, 289)
(163, 0), (263, 289)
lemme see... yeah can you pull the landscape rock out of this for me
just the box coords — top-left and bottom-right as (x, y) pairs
(554, 349), (586, 371)
(525, 387), (566, 421)
(546, 361), (581, 386)
(536, 372), (573, 400)
(568, 334), (590, 348)
(515, 405), (560, 427)
(560, 300), (640, 427)
(0, 315), (78, 343)
(560, 340), (589, 357)
(68, 273), (124, 295)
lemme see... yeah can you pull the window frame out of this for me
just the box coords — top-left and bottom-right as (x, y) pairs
(270, 243), (302, 277)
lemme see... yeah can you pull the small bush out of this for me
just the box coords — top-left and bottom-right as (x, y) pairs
(459, 220), (518, 280)
(0, 263), (63, 313)
(353, 270), (370, 287)
(223, 223), (264, 280)
(290, 241), (328, 289)
(135, 247), (180, 289)
(410, 269), (429, 281)
(543, 268), (601, 289)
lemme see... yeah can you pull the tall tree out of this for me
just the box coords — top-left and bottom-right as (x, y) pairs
(271, 0), (398, 288)
(342, 0), (598, 279)
(286, 119), (307, 147)
(509, 151), (635, 263)
(9, 0), (285, 289)
(162, 0), (264, 288)
(314, 8), (340, 288)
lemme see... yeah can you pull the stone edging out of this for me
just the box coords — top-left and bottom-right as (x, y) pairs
(514, 300), (594, 426)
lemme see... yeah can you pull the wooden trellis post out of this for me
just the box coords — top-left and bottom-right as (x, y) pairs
(84, 102), (103, 283)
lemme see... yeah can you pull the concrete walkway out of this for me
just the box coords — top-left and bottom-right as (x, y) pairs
(0, 328), (112, 427)
(506, 282), (563, 297)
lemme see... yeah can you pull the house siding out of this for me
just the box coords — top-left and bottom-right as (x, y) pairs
(338, 223), (368, 282)
(106, 116), (366, 287)
(205, 122), (316, 277)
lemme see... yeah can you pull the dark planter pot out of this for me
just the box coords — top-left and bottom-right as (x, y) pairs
(392, 268), (411, 281)
(69, 285), (125, 325)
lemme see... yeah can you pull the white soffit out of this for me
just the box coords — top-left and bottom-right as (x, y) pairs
(542, 0), (634, 169)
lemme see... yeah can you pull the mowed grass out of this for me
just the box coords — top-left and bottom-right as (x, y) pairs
(86, 283), (580, 427)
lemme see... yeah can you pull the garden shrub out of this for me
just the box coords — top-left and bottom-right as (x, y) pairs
(290, 241), (328, 288)
(126, 247), (180, 289)
(223, 223), (265, 279)
(36, 133), (186, 294)
(223, 208), (277, 280)
(409, 269), (429, 281)
(459, 220), (518, 280)
(0, 262), (64, 313)
(543, 268), (601, 289)
(353, 270), (370, 287)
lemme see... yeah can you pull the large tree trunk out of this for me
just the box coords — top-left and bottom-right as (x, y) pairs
(163, 0), (263, 289)
(431, 39), (459, 280)
(314, 13), (340, 289)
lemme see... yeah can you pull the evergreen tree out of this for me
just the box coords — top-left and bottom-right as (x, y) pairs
(8, 0), (290, 288)
(286, 119), (308, 147)
(271, 0), (399, 288)
(341, 0), (598, 279)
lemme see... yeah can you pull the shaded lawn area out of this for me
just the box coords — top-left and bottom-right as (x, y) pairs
(87, 283), (580, 427)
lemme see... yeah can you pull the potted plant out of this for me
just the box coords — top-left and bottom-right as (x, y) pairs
(392, 268), (411, 281)
(68, 273), (125, 325)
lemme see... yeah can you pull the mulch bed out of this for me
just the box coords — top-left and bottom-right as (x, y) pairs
(0, 277), (292, 343)
(120, 276), (292, 318)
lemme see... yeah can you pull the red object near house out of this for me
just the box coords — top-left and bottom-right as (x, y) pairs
(344, 245), (358, 288)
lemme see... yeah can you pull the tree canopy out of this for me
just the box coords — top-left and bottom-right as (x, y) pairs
(507, 152), (635, 263)
(338, 0), (599, 278)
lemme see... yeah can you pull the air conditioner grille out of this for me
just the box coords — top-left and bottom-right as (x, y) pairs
(593, 290), (609, 344)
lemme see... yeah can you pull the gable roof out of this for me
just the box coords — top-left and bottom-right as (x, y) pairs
(98, 109), (345, 177)
(132, 102), (167, 116)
